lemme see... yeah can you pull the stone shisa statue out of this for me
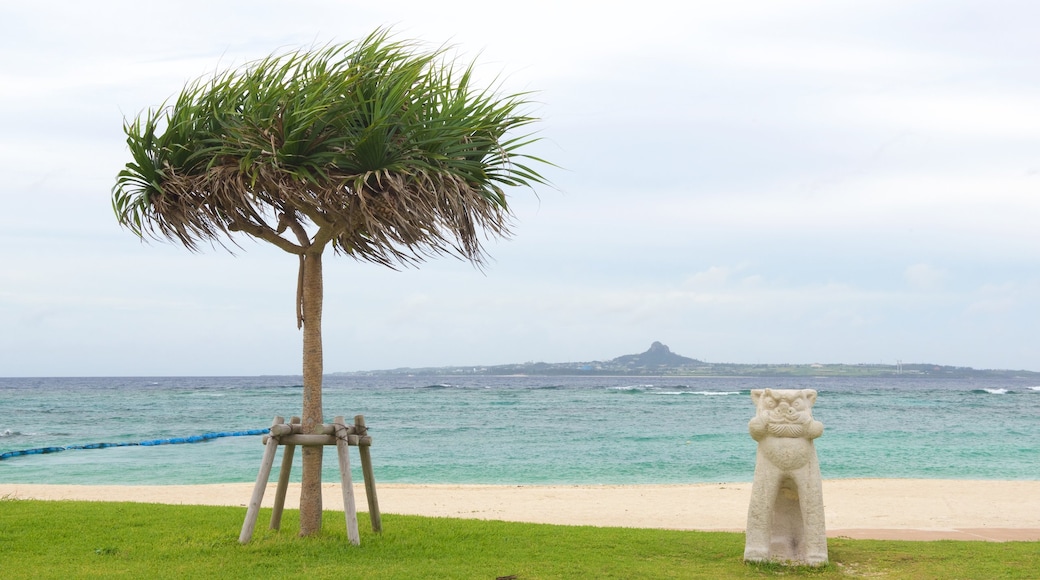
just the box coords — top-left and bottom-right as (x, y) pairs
(744, 388), (828, 566)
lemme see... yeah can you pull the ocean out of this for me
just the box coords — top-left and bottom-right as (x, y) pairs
(1, 375), (1038, 486)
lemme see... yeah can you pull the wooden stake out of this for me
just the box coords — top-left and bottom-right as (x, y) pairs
(270, 416), (300, 530)
(240, 416), (282, 543)
(334, 416), (360, 545)
(356, 414), (382, 533)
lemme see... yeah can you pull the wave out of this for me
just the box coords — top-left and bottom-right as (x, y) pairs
(973, 388), (1011, 395)
(609, 385), (745, 396)
(0, 429), (22, 438)
(651, 390), (743, 396)
(394, 383), (492, 391)
(1029, 386), (1040, 392)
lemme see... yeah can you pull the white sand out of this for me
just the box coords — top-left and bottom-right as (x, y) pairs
(2, 479), (1038, 541)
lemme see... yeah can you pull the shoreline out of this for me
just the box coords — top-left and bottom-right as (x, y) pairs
(3, 479), (1038, 541)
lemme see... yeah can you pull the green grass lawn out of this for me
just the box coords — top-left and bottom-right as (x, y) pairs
(1, 499), (1036, 579)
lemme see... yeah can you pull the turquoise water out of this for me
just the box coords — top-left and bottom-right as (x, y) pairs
(1, 375), (1038, 485)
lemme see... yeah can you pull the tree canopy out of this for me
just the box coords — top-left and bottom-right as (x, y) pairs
(113, 29), (548, 266)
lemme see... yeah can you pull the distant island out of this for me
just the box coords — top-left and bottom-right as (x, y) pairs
(338, 341), (1040, 379)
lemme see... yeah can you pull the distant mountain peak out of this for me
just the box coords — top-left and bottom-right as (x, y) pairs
(610, 342), (701, 368)
(648, 341), (669, 353)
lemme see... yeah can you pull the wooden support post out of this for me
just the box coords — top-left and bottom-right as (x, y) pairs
(334, 417), (360, 545)
(240, 416), (282, 543)
(242, 413), (377, 544)
(355, 414), (382, 533)
(270, 416), (300, 530)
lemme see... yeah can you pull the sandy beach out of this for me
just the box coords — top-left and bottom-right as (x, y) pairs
(2, 479), (1038, 541)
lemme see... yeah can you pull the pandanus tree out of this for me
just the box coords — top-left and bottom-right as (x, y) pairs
(112, 29), (548, 536)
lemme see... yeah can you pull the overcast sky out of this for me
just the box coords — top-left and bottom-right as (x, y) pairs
(2, 0), (1039, 376)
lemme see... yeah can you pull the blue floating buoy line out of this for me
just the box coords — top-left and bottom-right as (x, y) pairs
(0, 428), (269, 461)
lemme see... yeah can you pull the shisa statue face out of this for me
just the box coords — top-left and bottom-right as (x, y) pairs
(751, 389), (818, 438)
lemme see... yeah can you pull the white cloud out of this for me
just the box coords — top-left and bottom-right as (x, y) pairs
(904, 264), (948, 291)
(842, 92), (1040, 139)
(965, 283), (1021, 316)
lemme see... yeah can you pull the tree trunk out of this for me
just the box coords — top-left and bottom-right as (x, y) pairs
(299, 250), (324, 536)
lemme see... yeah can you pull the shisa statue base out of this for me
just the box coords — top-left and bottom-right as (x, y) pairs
(744, 388), (828, 566)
